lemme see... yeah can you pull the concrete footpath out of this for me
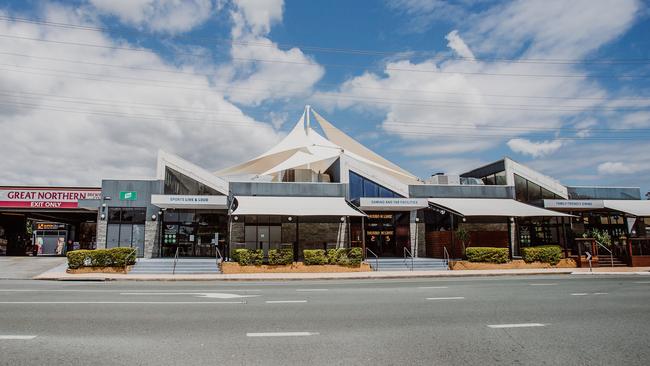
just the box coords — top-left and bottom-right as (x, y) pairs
(33, 263), (650, 281)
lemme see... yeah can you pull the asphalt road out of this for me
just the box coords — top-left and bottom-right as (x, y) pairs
(1, 275), (649, 366)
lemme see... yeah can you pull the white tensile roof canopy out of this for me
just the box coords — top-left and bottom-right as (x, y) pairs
(429, 198), (573, 218)
(216, 106), (419, 185)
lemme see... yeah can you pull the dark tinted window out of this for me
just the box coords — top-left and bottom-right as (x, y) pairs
(515, 174), (527, 202)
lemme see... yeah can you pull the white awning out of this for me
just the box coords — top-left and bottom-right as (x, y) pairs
(151, 195), (228, 209)
(233, 196), (365, 217)
(603, 200), (650, 217)
(428, 198), (573, 217)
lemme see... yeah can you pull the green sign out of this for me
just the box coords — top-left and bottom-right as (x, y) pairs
(119, 191), (137, 201)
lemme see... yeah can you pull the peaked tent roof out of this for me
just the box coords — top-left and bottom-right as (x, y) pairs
(216, 106), (419, 185)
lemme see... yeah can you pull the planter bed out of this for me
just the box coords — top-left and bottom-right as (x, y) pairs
(450, 258), (577, 270)
(222, 262), (371, 274)
(66, 266), (131, 274)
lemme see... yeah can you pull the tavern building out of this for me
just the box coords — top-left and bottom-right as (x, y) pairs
(1, 106), (648, 266)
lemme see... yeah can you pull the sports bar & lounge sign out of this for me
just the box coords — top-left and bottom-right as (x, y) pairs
(0, 187), (102, 209)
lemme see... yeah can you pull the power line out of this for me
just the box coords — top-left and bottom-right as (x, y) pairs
(3, 51), (650, 102)
(2, 15), (650, 65)
(3, 64), (649, 113)
(2, 33), (650, 78)
(3, 89), (649, 134)
(1, 100), (649, 141)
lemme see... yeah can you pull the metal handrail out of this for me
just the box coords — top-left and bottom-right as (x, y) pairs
(403, 247), (414, 271)
(594, 241), (614, 268)
(215, 246), (223, 269)
(443, 247), (450, 269)
(125, 247), (137, 272)
(172, 247), (180, 275)
(366, 248), (379, 271)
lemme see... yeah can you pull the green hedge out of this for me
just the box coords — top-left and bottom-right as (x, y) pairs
(320, 247), (363, 266)
(232, 249), (264, 266)
(522, 245), (562, 265)
(465, 247), (509, 263)
(303, 249), (328, 265)
(67, 247), (137, 269)
(268, 249), (294, 265)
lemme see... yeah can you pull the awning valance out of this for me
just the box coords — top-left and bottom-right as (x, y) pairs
(233, 196), (365, 217)
(603, 200), (650, 217)
(151, 195), (228, 209)
(428, 198), (573, 217)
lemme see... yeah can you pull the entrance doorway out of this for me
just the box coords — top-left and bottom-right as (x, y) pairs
(365, 212), (409, 257)
(161, 209), (228, 257)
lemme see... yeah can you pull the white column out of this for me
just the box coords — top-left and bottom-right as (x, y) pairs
(409, 210), (418, 257)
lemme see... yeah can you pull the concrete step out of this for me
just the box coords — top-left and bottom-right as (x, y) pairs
(370, 258), (449, 271)
(130, 259), (220, 274)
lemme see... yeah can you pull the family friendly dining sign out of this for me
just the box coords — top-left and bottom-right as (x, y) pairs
(0, 187), (102, 209)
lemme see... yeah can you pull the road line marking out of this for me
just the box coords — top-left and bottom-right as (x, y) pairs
(0, 335), (37, 340)
(265, 300), (308, 304)
(246, 332), (318, 337)
(529, 283), (557, 286)
(426, 297), (464, 300)
(0, 301), (243, 304)
(120, 292), (258, 299)
(0, 289), (262, 293)
(418, 286), (448, 289)
(296, 289), (328, 292)
(634, 281), (650, 284)
(488, 323), (545, 329)
(593, 292), (609, 295)
(571, 293), (589, 296)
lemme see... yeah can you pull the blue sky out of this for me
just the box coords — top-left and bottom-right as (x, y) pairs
(0, 0), (649, 196)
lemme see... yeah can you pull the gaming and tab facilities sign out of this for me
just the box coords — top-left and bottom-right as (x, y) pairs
(0, 187), (102, 209)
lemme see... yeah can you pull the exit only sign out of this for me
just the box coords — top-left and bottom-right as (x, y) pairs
(119, 191), (138, 201)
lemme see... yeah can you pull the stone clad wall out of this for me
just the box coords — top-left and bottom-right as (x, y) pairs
(143, 220), (158, 258)
(96, 215), (107, 249)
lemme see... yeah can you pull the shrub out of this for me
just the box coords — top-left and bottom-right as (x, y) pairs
(66, 248), (138, 269)
(303, 249), (328, 265)
(268, 249), (294, 265)
(327, 248), (347, 264)
(522, 245), (562, 265)
(347, 247), (363, 266)
(465, 247), (509, 263)
(232, 249), (264, 266)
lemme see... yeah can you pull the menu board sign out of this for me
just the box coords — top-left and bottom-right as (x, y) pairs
(0, 187), (102, 209)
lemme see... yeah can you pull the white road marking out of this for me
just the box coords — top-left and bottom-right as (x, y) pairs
(571, 293), (589, 296)
(593, 292), (609, 295)
(296, 289), (328, 292)
(0, 335), (37, 340)
(634, 281), (650, 284)
(265, 300), (308, 304)
(0, 301), (243, 304)
(0, 289), (262, 293)
(488, 323), (546, 329)
(418, 286), (449, 289)
(426, 297), (464, 300)
(120, 292), (259, 299)
(246, 332), (318, 337)
(529, 283), (557, 286)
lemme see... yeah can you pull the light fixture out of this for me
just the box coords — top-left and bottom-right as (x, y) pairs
(340, 216), (345, 222)
(101, 203), (106, 208)
(233, 216), (238, 221)
(287, 216), (292, 221)
(462, 217), (467, 222)
(415, 217), (420, 222)
(510, 217), (515, 222)
(151, 214), (157, 221)
(100, 213), (106, 220)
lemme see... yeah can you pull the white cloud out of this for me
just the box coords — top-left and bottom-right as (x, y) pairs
(89, 0), (218, 34)
(323, 0), (644, 190)
(223, 0), (324, 106)
(597, 162), (647, 175)
(231, 0), (283, 37)
(507, 138), (563, 157)
(445, 30), (474, 58)
(0, 5), (282, 186)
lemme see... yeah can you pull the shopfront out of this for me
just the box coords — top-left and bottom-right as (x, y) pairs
(365, 212), (409, 257)
(161, 209), (228, 257)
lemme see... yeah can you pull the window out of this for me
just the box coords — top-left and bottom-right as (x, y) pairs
(164, 167), (223, 196)
(527, 181), (542, 202)
(106, 207), (147, 254)
(495, 171), (507, 185)
(349, 171), (401, 199)
(515, 174), (527, 202)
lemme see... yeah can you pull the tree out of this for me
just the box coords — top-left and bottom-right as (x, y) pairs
(455, 227), (470, 256)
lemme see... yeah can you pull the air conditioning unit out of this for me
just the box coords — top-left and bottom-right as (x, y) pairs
(426, 173), (460, 185)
